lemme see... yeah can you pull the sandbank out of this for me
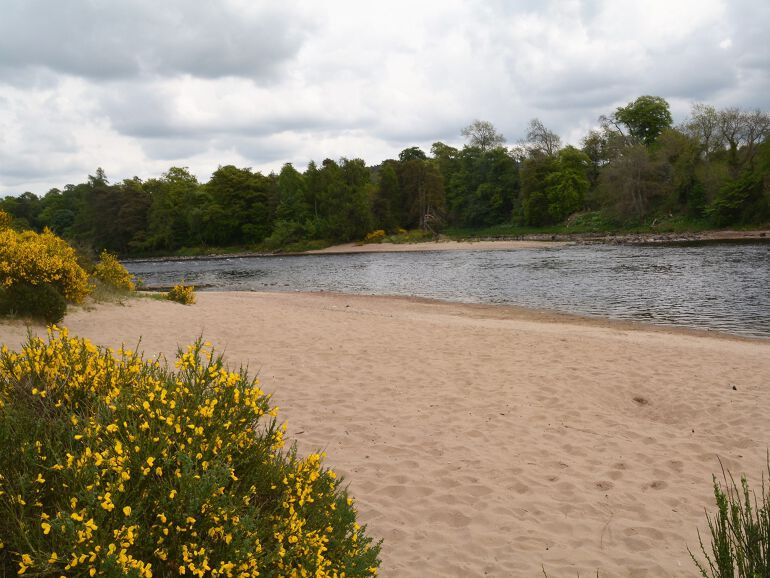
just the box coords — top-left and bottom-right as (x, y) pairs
(305, 239), (569, 254)
(2, 291), (769, 577)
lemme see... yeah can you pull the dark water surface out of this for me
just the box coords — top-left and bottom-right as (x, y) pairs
(126, 244), (770, 338)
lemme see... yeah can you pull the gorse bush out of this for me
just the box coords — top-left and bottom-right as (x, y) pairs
(691, 456), (770, 578)
(168, 284), (195, 305)
(0, 228), (91, 304)
(0, 282), (67, 324)
(363, 230), (385, 244)
(93, 251), (136, 292)
(0, 328), (381, 577)
(0, 209), (13, 231)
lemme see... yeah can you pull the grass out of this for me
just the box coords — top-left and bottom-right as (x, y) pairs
(691, 455), (770, 578)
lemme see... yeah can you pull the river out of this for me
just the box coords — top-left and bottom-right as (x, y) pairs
(125, 243), (770, 338)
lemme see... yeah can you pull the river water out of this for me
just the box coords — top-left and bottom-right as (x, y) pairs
(125, 243), (770, 338)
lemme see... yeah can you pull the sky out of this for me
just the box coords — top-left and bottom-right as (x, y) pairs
(1, 0), (768, 195)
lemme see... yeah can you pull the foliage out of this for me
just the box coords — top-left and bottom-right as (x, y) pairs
(92, 250), (136, 292)
(0, 328), (381, 577)
(0, 282), (67, 324)
(0, 228), (92, 304)
(0, 210), (14, 231)
(707, 171), (767, 226)
(1, 96), (767, 253)
(461, 120), (506, 151)
(611, 95), (673, 147)
(386, 229), (433, 244)
(691, 456), (770, 578)
(167, 284), (196, 305)
(363, 230), (386, 244)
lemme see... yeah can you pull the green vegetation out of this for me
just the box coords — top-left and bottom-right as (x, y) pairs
(0, 328), (381, 576)
(92, 250), (136, 293)
(0, 217), (93, 322)
(2, 97), (768, 257)
(691, 456), (770, 577)
(0, 282), (67, 324)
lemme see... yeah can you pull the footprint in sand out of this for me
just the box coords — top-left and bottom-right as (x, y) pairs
(643, 480), (667, 490)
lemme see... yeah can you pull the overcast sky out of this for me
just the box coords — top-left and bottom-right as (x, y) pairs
(1, 0), (768, 195)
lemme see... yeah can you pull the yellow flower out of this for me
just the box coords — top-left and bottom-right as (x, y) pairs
(123, 506), (132, 516)
(18, 554), (33, 574)
(41, 521), (51, 534)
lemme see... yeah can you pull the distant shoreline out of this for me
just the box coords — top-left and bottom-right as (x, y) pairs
(124, 228), (770, 263)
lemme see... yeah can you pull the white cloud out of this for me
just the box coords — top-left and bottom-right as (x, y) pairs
(1, 0), (768, 194)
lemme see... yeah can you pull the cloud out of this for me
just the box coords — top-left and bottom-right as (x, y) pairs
(0, 0), (312, 82)
(1, 0), (769, 195)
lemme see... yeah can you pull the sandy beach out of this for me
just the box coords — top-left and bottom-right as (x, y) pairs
(2, 291), (769, 577)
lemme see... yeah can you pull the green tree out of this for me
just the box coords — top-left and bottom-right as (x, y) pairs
(0, 191), (42, 230)
(605, 95), (673, 147)
(204, 165), (273, 245)
(707, 140), (770, 225)
(266, 163), (311, 246)
(446, 147), (517, 227)
(543, 146), (591, 222)
(396, 157), (445, 232)
(598, 145), (668, 221)
(371, 161), (400, 232)
(144, 167), (202, 250)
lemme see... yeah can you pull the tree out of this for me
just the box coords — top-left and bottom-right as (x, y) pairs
(606, 95), (673, 147)
(653, 128), (708, 217)
(524, 118), (562, 158)
(398, 147), (427, 162)
(371, 161), (400, 231)
(716, 107), (770, 174)
(682, 103), (722, 160)
(599, 145), (668, 220)
(461, 120), (506, 151)
(144, 167), (202, 250)
(446, 147), (517, 227)
(543, 146), (591, 222)
(396, 158), (445, 232)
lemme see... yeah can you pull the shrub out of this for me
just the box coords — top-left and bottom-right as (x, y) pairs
(0, 328), (381, 577)
(168, 283), (196, 305)
(363, 230), (385, 244)
(691, 456), (770, 577)
(0, 282), (67, 323)
(0, 228), (91, 304)
(0, 210), (13, 231)
(92, 250), (136, 292)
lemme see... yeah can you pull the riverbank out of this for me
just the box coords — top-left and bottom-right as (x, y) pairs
(123, 228), (770, 262)
(309, 228), (770, 254)
(305, 238), (571, 253)
(2, 291), (768, 577)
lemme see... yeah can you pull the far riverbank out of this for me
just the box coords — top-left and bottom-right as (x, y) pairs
(124, 228), (770, 263)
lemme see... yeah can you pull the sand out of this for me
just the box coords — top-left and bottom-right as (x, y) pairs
(306, 239), (570, 253)
(2, 291), (769, 577)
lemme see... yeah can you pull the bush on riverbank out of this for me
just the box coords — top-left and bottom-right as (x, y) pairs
(0, 227), (92, 322)
(0, 328), (381, 577)
(92, 250), (136, 293)
(167, 283), (196, 305)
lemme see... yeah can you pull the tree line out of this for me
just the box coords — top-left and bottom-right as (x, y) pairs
(2, 95), (769, 255)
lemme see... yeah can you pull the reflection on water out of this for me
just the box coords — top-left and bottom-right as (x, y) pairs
(126, 244), (770, 338)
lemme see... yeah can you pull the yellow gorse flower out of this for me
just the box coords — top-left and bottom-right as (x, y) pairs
(0, 228), (91, 303)
(0, 327), (380, 577)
